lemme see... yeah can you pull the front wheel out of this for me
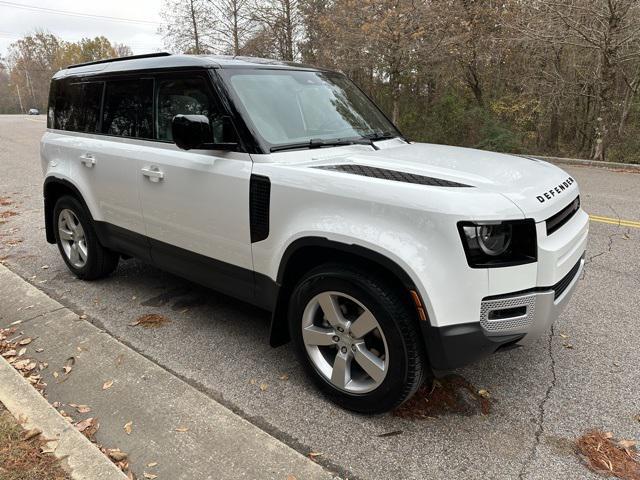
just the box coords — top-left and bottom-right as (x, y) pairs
(288, 263), (428, 413)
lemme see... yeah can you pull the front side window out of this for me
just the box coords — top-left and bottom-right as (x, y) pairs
(156, 76), (231, 143)
(221, 69), (399, 149)
(102, 79), (153, 139)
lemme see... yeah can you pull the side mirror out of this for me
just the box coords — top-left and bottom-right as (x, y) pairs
(172, 114), (239, 151)
(172, 114), (211, 150)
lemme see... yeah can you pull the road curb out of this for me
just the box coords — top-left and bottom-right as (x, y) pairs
(0, 356), (127, 480)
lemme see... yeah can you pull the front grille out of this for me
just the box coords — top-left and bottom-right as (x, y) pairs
(316, 164), (472, 187)
(480, 294), (536, 333)
(546, 196), (580, 236)
(553, 257), (582, 300)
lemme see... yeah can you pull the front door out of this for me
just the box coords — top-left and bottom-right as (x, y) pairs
(139, 72), (254, 301)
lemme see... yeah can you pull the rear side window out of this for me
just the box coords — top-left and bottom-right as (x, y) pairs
(50, 80), (103, 133)
(102, 79), (153, 139)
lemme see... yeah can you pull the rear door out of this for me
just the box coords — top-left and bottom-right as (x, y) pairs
(138, 71), (254, 300)
(48, 77), (147, 257)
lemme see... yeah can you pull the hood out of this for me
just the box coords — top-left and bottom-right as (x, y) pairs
(312, 142), (579, 222)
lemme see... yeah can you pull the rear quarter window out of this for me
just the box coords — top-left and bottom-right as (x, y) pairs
(50, 79), (104, 133)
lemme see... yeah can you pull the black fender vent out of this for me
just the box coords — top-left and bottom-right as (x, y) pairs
(250, 174), (271, 243)
(316, 164), (472, 187)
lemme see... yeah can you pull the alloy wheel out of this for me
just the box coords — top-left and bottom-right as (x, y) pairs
(57, 209), (88, 268)
(301, 291), (389, 394)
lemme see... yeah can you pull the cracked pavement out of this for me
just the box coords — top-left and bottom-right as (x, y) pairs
(1, 115), (639, 479)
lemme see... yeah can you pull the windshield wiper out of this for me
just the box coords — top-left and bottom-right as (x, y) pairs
(270, 137), (376, 153)
(363, 131), (398, 142)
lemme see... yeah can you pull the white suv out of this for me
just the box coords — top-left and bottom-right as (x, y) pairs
(41, 53), (588, 413)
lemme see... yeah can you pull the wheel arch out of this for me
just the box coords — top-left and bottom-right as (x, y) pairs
(43, 177), (94, 244)
(268, 237), (425, 347)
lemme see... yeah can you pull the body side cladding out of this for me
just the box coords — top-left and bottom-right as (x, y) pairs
(93, 222), (276, 310)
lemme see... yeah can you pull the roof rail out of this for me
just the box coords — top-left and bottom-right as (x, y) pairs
(67, 52), (172, 69)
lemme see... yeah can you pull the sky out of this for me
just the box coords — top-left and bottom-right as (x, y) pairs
(0, 0), (165, 57)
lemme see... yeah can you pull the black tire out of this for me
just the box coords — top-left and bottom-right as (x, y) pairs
(288, 263), (428, 413)
(53, 195), (119, 280)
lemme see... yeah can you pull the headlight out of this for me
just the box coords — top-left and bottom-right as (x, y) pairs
(458, 220), (537, 268)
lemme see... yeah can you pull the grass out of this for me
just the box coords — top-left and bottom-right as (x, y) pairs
(0, 405), (71, 480)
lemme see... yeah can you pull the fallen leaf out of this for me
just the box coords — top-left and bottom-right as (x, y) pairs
(115, 354), (124, 366)
(124, 421), (133, 435)
(13, 359), (29, 370)
(53, 371), (59, 378)
(308, 452), (323, 459)
(41, 265), (49, 269)
(286, 475), (297, 480)
(102, 380), (114, 390)
(108, 449), (128, 461)
(147, 462), (158, 467)
(175, 426), (188, 432)
(18, 337), (32, 346)
(143, 473), (157, 479)
(40, 440), (58, 454)
(69, 404), (91, 414)
(2, 349), (16, 357)
(35, 348), (44, 353)
(478, 389), (490, 399)
(52, 402), (62, 408)
(129, 314), (170, 328)
(78, 314), (88, 320)
(259, 383), (268, 391)
(63, 357), (75, 374)
(604, 431), (614, 439)
(618, 439), (637, 449)
(18, 348), (26, 356)
(563, 343), (574, 349)
(75, 418), (95, 432)
(23, 428), (42, 440)
(559, 333), (568, 339)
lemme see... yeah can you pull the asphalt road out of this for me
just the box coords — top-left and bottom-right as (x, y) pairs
(1, 114), (638, 480)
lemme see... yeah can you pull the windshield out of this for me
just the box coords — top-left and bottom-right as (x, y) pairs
(221, 69), (400, 150)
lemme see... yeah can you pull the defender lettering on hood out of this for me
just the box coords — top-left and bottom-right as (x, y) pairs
(536, 177), (575, 203)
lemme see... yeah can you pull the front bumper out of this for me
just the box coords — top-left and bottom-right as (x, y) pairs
(425, 255), (585, 370)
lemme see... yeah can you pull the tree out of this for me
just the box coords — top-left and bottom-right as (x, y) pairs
(526, 0), (640, 160)
(208, 0), (254, 55)
(159, 0), (214, 54)
(252, 0), (301, 61)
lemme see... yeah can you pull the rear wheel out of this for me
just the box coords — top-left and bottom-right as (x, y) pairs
(53, 195), (119, 280)
(288, 263), (427, 413)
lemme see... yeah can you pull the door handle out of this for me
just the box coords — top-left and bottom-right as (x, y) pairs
(141, 166), (164, 182)
(79, 154), (95, 167)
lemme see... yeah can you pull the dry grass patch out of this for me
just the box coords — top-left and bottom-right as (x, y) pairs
(0, 407), (71, 480)
(576, 430), (640, 480)
(394, 374), (492, 419)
